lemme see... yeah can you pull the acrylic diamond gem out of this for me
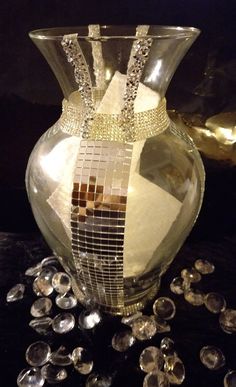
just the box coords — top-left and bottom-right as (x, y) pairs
(50, 346), (72, 366)
(72, 347), (93, 375)
(132, 316), (157, 341)
(160, 337), (176, 357)
(153, 297), (176, 320)
(164, 356), (185, 385)
(30, 297), (52, 318)
(184, 289), (205, 306)
(26, 341), (51, 367)
(200, 345), (225, 370)
(143, 370), (170, 387)
(25, 263), (42, 277)
(219, 309), (236, 334)
(121, 312), (143, 326)
(6, 283), (25, 303)
(79, 309), (102, 329)
(181, 268), (201, 283)
(33, 276), (53, 297)
(17, 367), (45, 387)
(224, 370), (236, 387)
(111, 330), (135, 352)
(170, 277), (184, 295)
(150, 315), (171, 333)
(194, 259), (215, 274)
(52, 272), (71, 294)
(139, 346), (164, 373)
(52, 313), (75, 334)
(56, 293), (77, 310)
(41, 364), (67, 383)
(204, 292), (226, 314)
(86, 373), (112, 387)
(41, 256), (59, 267)
(29, 317), (52, 335)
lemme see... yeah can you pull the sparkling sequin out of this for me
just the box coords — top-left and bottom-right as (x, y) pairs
(6, 283), (25, 302)
(121, 312), (143, 326)
(143, 370), (170, 387)
(17, 367), (45, 387)
(72, 347), (94, 375)
(52, 313), (75, 334)
(181, 268), (201, 283)
(132, 316), (157, 341)
(41, 364), (67, 383)
(78, 309), (102, 329)
(170, 277), (185, 295)
(25, 341), (51, 367)
(139, 346), (164, 373)
(52, 272), (71, 294)
(224, 370), (236, 387)
(150, 316), (171, 333)
(29, 317), (53, 335)
(219, 309), (236, 334)
(164, 356), (185, 385)
(194, 259), (215, 274)
(111, 330), (136, 352)
(86, 373), (112, 387)
(200, 346), (225, 370)
(56, 293), (77, 310)
(204, 292), (226, 314)
(184, 289), (205, 306)
(30, 297), (52, 318)
(50, 346), (72, 366)
(160, 337), (176, 357)
(25, 263), (42, 277)
(153, 297), (176, 320)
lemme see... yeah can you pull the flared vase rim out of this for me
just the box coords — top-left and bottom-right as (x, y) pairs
(29, 25), (200, 41)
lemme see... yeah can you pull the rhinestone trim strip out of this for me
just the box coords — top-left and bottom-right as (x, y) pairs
(88, 25), (106, 90)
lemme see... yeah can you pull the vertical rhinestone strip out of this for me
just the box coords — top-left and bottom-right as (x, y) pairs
(88, 25), (106, 90)
(71, 141), (132, 309)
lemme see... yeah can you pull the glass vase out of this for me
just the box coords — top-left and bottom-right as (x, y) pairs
(26, 25), (205, 315)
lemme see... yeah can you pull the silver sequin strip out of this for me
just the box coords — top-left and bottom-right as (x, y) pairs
(88, 25), (106, 90)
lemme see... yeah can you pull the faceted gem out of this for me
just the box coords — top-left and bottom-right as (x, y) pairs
(150, 316), (171, 333)
(25, 341), (51, 366)
(184, 289), (205, 306)
(40, 266), (58, 280)
(86, 373), (112, 387)
(29, 317), (53, 335)
(224, 370), (236, 387)
(204, 292), (226, 314)
(194, 259), (215, 274)
(25, 263), (42, 277)
(56, 293), (77, 310)
(33, 276), (53, 297)
(139, 346), (164, 373)
(50, 346), (72, 366)
(153, 297), (176, 320)
(160, 337), (176, 357)
(6, 283), (25, 302)
(52, 272), (71, 294)
(170, 277), (184, 295)
(79, 309), (102, 329)
(219, 309), (236, 334)
(72, 347), (93, 375)
(41, 256), (59, 267)
(111, 330), (136, 352)
(181, 268), (201, 283)
(164, 356), (185, 385)
(17, 367), (45, 387)
(132, 316), (157, 341)
(143, 370), (170, 387)
(41, 364), (67, 383)
(121, 312), (143, 326)
(30, 297), (52, 318)
(199, 345), (225, 370)
(52, 313), (75, 334)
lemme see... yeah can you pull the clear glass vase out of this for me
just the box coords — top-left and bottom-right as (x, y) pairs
(26, 25), (205, 315)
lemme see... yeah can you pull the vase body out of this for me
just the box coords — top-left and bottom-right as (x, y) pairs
(26, 26), (205, 315)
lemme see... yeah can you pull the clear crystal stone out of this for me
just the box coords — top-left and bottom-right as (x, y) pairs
(184, 289), (205, 306)
(224, 370), (236, 387)
(143, 370), (170, 387)
(200, 345), (225, 370)
(30, 297), (52, 318)
(29, 317), (53, 335)
(86, 373), (112, 387)
(121, 312), (143, 326)
(52, 272), (71, 294)
(17, 367), (45, 387)
(25, 263), (42, 277)
(33, 276), (53, 297)
(40, 266), (58, 280)
(41, 256), (59, 267)
(56, 293), (77, 310)
(139, 346), (164, 373)
(170, 277), (184, 295)
(25, 341), (51, 366)
(150, 315), (171, 333)
(194, 259), (215, 274)
(160, 337), (176, 357)
(153, 297), (176, 320)
(219, 309), (236, 334)
(6, 283), (25, 302)
(132, 316), (157, 341)
(111, 330), (135, 352)
(164, 356), (185, 384)
(41, 364), (67, 383)
(79, 309), (102, 329)
(181, 268), (201, 283)
(50, 346), (72, 366)
(72, 347), (93, 375)
(204, 292), (226, 314)
(52, 313), (75, 334)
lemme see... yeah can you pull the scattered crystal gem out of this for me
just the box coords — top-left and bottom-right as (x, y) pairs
(52, 313), (75, 334)
(33, 276), (53, 297)
(139, 346), (164, 373)
(153, 297), (176, 320)
(17, 367), (45, 387)
(170, 277), (184, 295)
(204, 292), (226, 314)
(111, 330), (136, 352)
(40, 266), (58, 280)
(41, 364), (67, 383)
(26, 341), (51, 367)
(52, 272), (71, 294)
(160, 337), (176, 357)
(200, 345), (226, 370)
(164, 356), (185, 384)
(79, 309), (102, 329)
(219, 309), (236, 334)
(50, 346), (72, 366)
(72, 347), (93, 375)
(132, 316), (157, 341)
(56, 293), (77, 310)
(29, 317), (53, 335)
(194, 259), (215, 274)
(224, 370), (236, 387)
(143, 370), (170, 387)
(41, 256), (59, 267)
(121, 312), (143, 326)
(184, 289), (205, 306)
(181, 268), (201, 283)
(86, 373), (112, 387)
(30, 297), (52, 318)
(25, 263), (42, 277)
(6, 283), (25, 302)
